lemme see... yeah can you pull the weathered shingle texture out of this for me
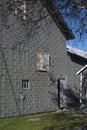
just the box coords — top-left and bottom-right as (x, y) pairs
(0, 0), (85, 118)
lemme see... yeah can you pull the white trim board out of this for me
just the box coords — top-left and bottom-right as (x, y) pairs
(76, 64), (87, 75)
(67, 45), (87, 59)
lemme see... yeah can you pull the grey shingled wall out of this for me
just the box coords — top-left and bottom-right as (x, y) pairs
(0, 0), (84, 118)
(66, 53), (87, 106)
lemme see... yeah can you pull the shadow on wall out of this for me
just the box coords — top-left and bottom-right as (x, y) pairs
(81, 71), (87, 104)
(67, 52), (87, 66)
(48, 83), (80, 108)
(65, 87), (80, 107)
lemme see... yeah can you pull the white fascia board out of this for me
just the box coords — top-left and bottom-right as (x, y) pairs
(67, 45), (87, 59)
(76, 64), (87, 75)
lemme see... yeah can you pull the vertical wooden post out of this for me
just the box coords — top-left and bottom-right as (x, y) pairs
(80, 73), (82, 104)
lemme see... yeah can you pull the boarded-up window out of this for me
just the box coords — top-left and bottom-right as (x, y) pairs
(36, 52), (49, 71)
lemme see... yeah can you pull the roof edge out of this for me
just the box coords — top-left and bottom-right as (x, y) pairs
(67, 45), (87, 59)
(41, 0), (75, 40)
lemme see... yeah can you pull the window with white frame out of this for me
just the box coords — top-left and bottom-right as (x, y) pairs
(22, 80), (30, 89)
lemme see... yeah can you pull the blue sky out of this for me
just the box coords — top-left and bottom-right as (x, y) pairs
(54, 0), (87, 51)
(66, 17), (87, 51)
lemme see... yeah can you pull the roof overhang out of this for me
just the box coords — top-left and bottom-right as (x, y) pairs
(41, 0), (75, 40)
(67, 45), (87, 59)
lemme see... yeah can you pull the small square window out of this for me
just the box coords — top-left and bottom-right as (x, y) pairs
(15, 0), (26, 20)
(22, 80), (30, 89)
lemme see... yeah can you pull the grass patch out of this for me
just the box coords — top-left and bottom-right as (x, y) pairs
(0, 112), (87, 130)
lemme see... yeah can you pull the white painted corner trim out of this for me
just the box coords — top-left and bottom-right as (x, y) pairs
(76, 64), (87, 75)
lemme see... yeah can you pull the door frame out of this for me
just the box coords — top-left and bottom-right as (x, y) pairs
(58, 78), (66, 108)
